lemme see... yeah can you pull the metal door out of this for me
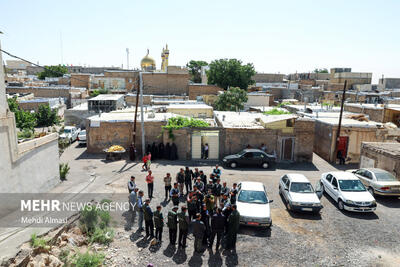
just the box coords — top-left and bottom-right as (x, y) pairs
(191, 134), (202, 159)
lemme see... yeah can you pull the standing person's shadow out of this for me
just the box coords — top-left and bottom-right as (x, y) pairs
(224, 249), (238, 266)
(188, 251), (203, 267)
(208, 249), (223, 267)
(172, 248), (187, 264)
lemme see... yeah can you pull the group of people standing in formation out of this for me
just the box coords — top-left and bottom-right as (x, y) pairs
(128, 164), (241, 253)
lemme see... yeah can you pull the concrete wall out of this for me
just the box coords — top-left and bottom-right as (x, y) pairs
(360, 142), (400, 180)
(252, 73), (285, 83)
(344, 104), (384, 122)
(245, 94), (274, 107)
(142, 72), (189, 95)
(188, 84), (221, 100)
(125, 94), (152, 106)
(86, 120), (165, 156)
(166, 107), (214, 118)
(70, 74), (92, 89)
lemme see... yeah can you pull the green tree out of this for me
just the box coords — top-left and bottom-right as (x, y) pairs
(7, 98), (36, 130)
(313, 68), (329, 73)
(186, 60), (208, 83)
(214, 87), (248, 111)
(36, 104), (59, 127)
(37, 65), (68, 80)
(207, 59), (256, 90)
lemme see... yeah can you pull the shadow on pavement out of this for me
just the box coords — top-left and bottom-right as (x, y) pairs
(208, 249), (223, 267)
(188, 251), (203, 267)
(172, 248), (187, 264)
(278, 193), (322, 220)
(238, 225), (271, 237)
(375, 195), (400, 208)
(163, 244), (176, 257)
(323, 192), (379, 220)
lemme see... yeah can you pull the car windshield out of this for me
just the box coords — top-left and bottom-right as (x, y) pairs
(374, 171), (397, 181)
(238, 190), (268, 204)
(339, 180), (366, 192)
(290, 182), (314, 193)
(64, 129), (72, 133)
(237, 150), (246, 156)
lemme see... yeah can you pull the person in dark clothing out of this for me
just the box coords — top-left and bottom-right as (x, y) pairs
(337, 150), (345, 165)
(187, 193), (198, 222)
(163, 173), (172, 200)
(213, 178), (222, 206)
(199, 171), (207, 191)
(129, 144), (136, 161)
(192, 167), (200, 179)
(153, 205), (164, 242)
(204, 143), (209, 159)
(209, 208), (225, 251)
(151, 142), (157, 160)
(193, 186), (204, 211)
(194, 177), (204, 192)
(212, 164), (222, 179)
(200, 204), (210, 245)
(178, 206), (189, 248)
(230, 183), (238, 205)
(143, 199), (154, 238)
(222, 201), (232, 235)
(184, 167), (193, 193)
(158, 143), (165, 159)
(221, 181), (230, 197)
(167, 206), (179, 245)
(209, 173), (217, 184)
(191, 213), (205, 253)
(206, 179), (215, 194)
(165, 142), (171, 160)
(226, 204), (240, 250)
(176, 168), (185, 196)
(170, 183), (180, 206)
(171, 143), (178, 160)
(146, 144), (151, 155)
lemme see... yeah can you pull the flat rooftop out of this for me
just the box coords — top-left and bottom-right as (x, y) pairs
(214, 111), (296, 129)
(362, 142), (400, 157)
(315, 117), (384, 128)
(167, 103), (213, 109)
(88, 94), (124, 101)
(88, 111), (185, 123)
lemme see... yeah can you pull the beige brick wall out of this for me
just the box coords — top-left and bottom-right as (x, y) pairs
(142, 73), (189, 95)
(188, 84), (222, 100)
(71, 74), (91, 89)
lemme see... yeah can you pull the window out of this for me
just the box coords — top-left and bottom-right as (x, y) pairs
(290, 182), (314, 193)
(285, 179), (290, 188)
(243, 152), (253, 159)
(339, 180), (366, 192)
(286, 119), (294, 127)
(326, 174), (333, 183)
(364, 171), (373, 180)
(253, 152), (265, 158)
(355, 170), (365, 176)
(282, 176), (288, 187)
(238, 190), (268, 204)
(332, 178), (338, 188)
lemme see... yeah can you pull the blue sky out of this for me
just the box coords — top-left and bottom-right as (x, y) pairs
(1, 0), (399, 82)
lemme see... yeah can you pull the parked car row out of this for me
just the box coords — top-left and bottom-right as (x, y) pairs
(236, 168), (400, 229)
(59, 126), (86, 145)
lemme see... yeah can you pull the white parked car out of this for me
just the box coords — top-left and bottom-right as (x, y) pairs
(236, 181), (273, 228)
(60, 126), (80, 143)
(349, 168), (400, 197)
(77, 130), (86, 145)
(279, 173), (323, 213)
(320, 171), (377, 212)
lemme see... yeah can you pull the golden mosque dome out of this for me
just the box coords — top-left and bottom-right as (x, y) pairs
(140, 49), (156, 70)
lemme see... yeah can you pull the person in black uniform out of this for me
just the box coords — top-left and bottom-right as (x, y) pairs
(167, 206), (179, 245)
(209, 208), (225, 251)
(178, 206), (189, 248)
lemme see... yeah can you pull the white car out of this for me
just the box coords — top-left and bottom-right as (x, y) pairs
(279, 173), (323, 213)
(60, 126), (80, 143)
(320, 171), (377, 212)
(77, 130), (86, 145)
(349, 168), (400, 197)
(236, 181), (273, 228)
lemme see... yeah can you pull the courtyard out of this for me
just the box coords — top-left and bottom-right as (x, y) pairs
(57, 144), (400, 266)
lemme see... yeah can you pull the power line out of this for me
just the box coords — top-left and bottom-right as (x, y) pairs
(0, 48), (139, 88)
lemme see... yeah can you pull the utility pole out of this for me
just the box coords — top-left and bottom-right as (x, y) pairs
(139, 72), (145, 157)
(334, 80), (347, 161)
(132, 77), (140, 156)
(126, 48), (129, 70)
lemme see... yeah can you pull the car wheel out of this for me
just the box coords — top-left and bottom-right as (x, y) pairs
(262, 162), (269, 169)
(338, 199), (344, 211)
(368, 187), (375, 196)
(320, 183), (324, 193)
(230, 162), (237, 168)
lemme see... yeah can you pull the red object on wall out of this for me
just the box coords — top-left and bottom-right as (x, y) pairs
(337, 136), (349, 157)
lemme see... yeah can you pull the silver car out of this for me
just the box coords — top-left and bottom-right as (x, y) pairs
(236, 181), (273, 228)
(279, 173), (323, 213)
(350, 168), (400, 196)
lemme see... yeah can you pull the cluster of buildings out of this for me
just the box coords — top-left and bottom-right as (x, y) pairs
(3, 44), (400, 185)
